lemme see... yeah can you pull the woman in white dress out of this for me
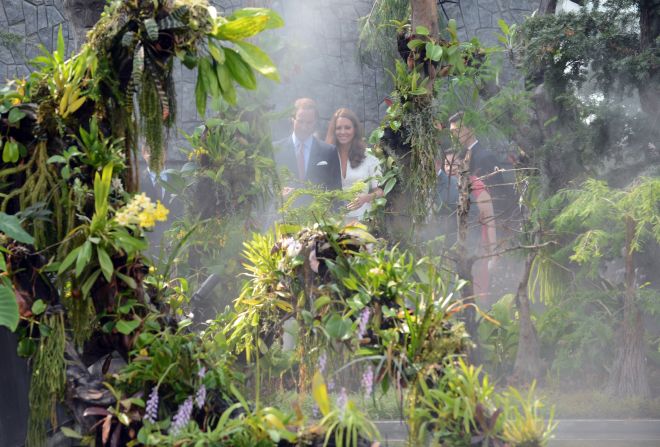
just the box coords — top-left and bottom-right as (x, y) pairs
(325, 108), (383, 222)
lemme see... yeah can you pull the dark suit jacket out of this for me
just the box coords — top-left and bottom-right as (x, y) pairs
(273, 135), (341, 191)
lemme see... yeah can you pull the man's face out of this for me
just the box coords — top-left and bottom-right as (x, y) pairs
(292, 108), (317, 141)
(449, 120), (473, 148)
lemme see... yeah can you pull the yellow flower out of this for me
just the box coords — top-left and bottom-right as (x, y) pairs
(133, 193), (151, 208)
(138, 211), (156, 229)
(115, 211), (132, 227)
(153, 201), (169, 222)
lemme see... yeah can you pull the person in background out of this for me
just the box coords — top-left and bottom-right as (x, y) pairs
(325, 108), (383, 223)
(273, 98), (341, 191)
(444, 150), (497, 303)
(140, 146), (182, 254)
(447, 112), (502, 184)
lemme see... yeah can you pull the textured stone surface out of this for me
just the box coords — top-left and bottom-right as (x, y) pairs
(0, 0), (540, 154)
(0, 0), (75, 88)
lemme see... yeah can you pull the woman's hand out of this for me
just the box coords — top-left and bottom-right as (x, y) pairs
(347, 193), (372, 211)
(281, 186), (294, 198)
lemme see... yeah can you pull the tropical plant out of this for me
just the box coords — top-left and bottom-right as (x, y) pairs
(550, 177), (660, 397)
(0, 0), (283, 444)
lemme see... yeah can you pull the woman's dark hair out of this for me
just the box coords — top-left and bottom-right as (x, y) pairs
(325, 108), (366, 169)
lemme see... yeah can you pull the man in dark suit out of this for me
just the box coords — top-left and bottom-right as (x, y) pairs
(273, 98), (341, 191)
(447, 112), (516, 221)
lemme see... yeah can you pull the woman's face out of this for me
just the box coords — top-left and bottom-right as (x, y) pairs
(335, 117), (355, 146)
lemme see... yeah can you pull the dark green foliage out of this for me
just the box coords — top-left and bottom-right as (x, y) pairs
(522, 3), (655, 97)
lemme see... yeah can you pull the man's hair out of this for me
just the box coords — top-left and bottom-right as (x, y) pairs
(293, 97), (319, 119)
(448, 111), (465, 125)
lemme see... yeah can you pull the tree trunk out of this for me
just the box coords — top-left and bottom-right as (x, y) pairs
(607, 217), (650, 397)
(538, 0), (558, 14)
(411, 0), (439, 38)
(638, 0), (660, 120)
(512, 251), (543, 384)
(456, 147), (480, 361)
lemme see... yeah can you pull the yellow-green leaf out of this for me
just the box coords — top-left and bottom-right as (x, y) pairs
(234, 40), (279, 82)
(312, 371), (331, 416)
(214, 15), (269, 41)
(228, 8), (284, 30)
(0, 284), (19, 332)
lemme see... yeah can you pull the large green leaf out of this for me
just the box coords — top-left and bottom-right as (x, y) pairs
(195, 70), (208, 117)
(214, 15), (269, 41)
(234, 41), (280, 82)
(228, 8), (284, 30)
(199, 58), (219, 99)
(0, 284), (18, 332)
(58, 246), (81, 275)
(116, 318), (141, 335)
(325, 313), (352, 340)
(215, 63), (236, 104)
(224, 48), (256, 90)
(0, 212), (34, 244)
(76, 240), (92, 277)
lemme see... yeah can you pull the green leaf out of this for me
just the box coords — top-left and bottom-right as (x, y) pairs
(8, 108), (26, 124)
(216, 63), (236, 105)
(325, 313), (352, 340)
(0, 254), (5, 272)
(144, 18), (159, 41)
(497, 19), (510, 36)
(47, 155), (67, 164)
(60, 427), (83, 439)
(383, 177), (396, 196)
(81, 269), (101, 298)
(116, 318), (141, 335)
(224, 48), (256, 90)
(195, 70), (207, 117)
(416, 25), (430, 36)
(208, 42), (225, 64)
(121, 31), (135, 48)
(214, 15), (269, 41)
(199, 58), (219, 99)
(2, 140), (19, 163)
(56, 25), (65, 63)
(407, 39), (425, 50)
(17, 338), (36, 357)
(228, 8), (284, 30)
(97, 246), (114, 282)
(0, 212), (34, 244)
(31, 299), (47, 315)
(233, 41), (280, 81)
(75, 240), (92, 277)
(58, 246), (80, 275)
(425, 42), (443, 62)
(116, 272), (137, 289)
(313, 295), (332, 311)
(0, 285), (18, 332)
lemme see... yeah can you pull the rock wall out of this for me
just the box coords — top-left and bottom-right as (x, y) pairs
(0, 0), (75, 81)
